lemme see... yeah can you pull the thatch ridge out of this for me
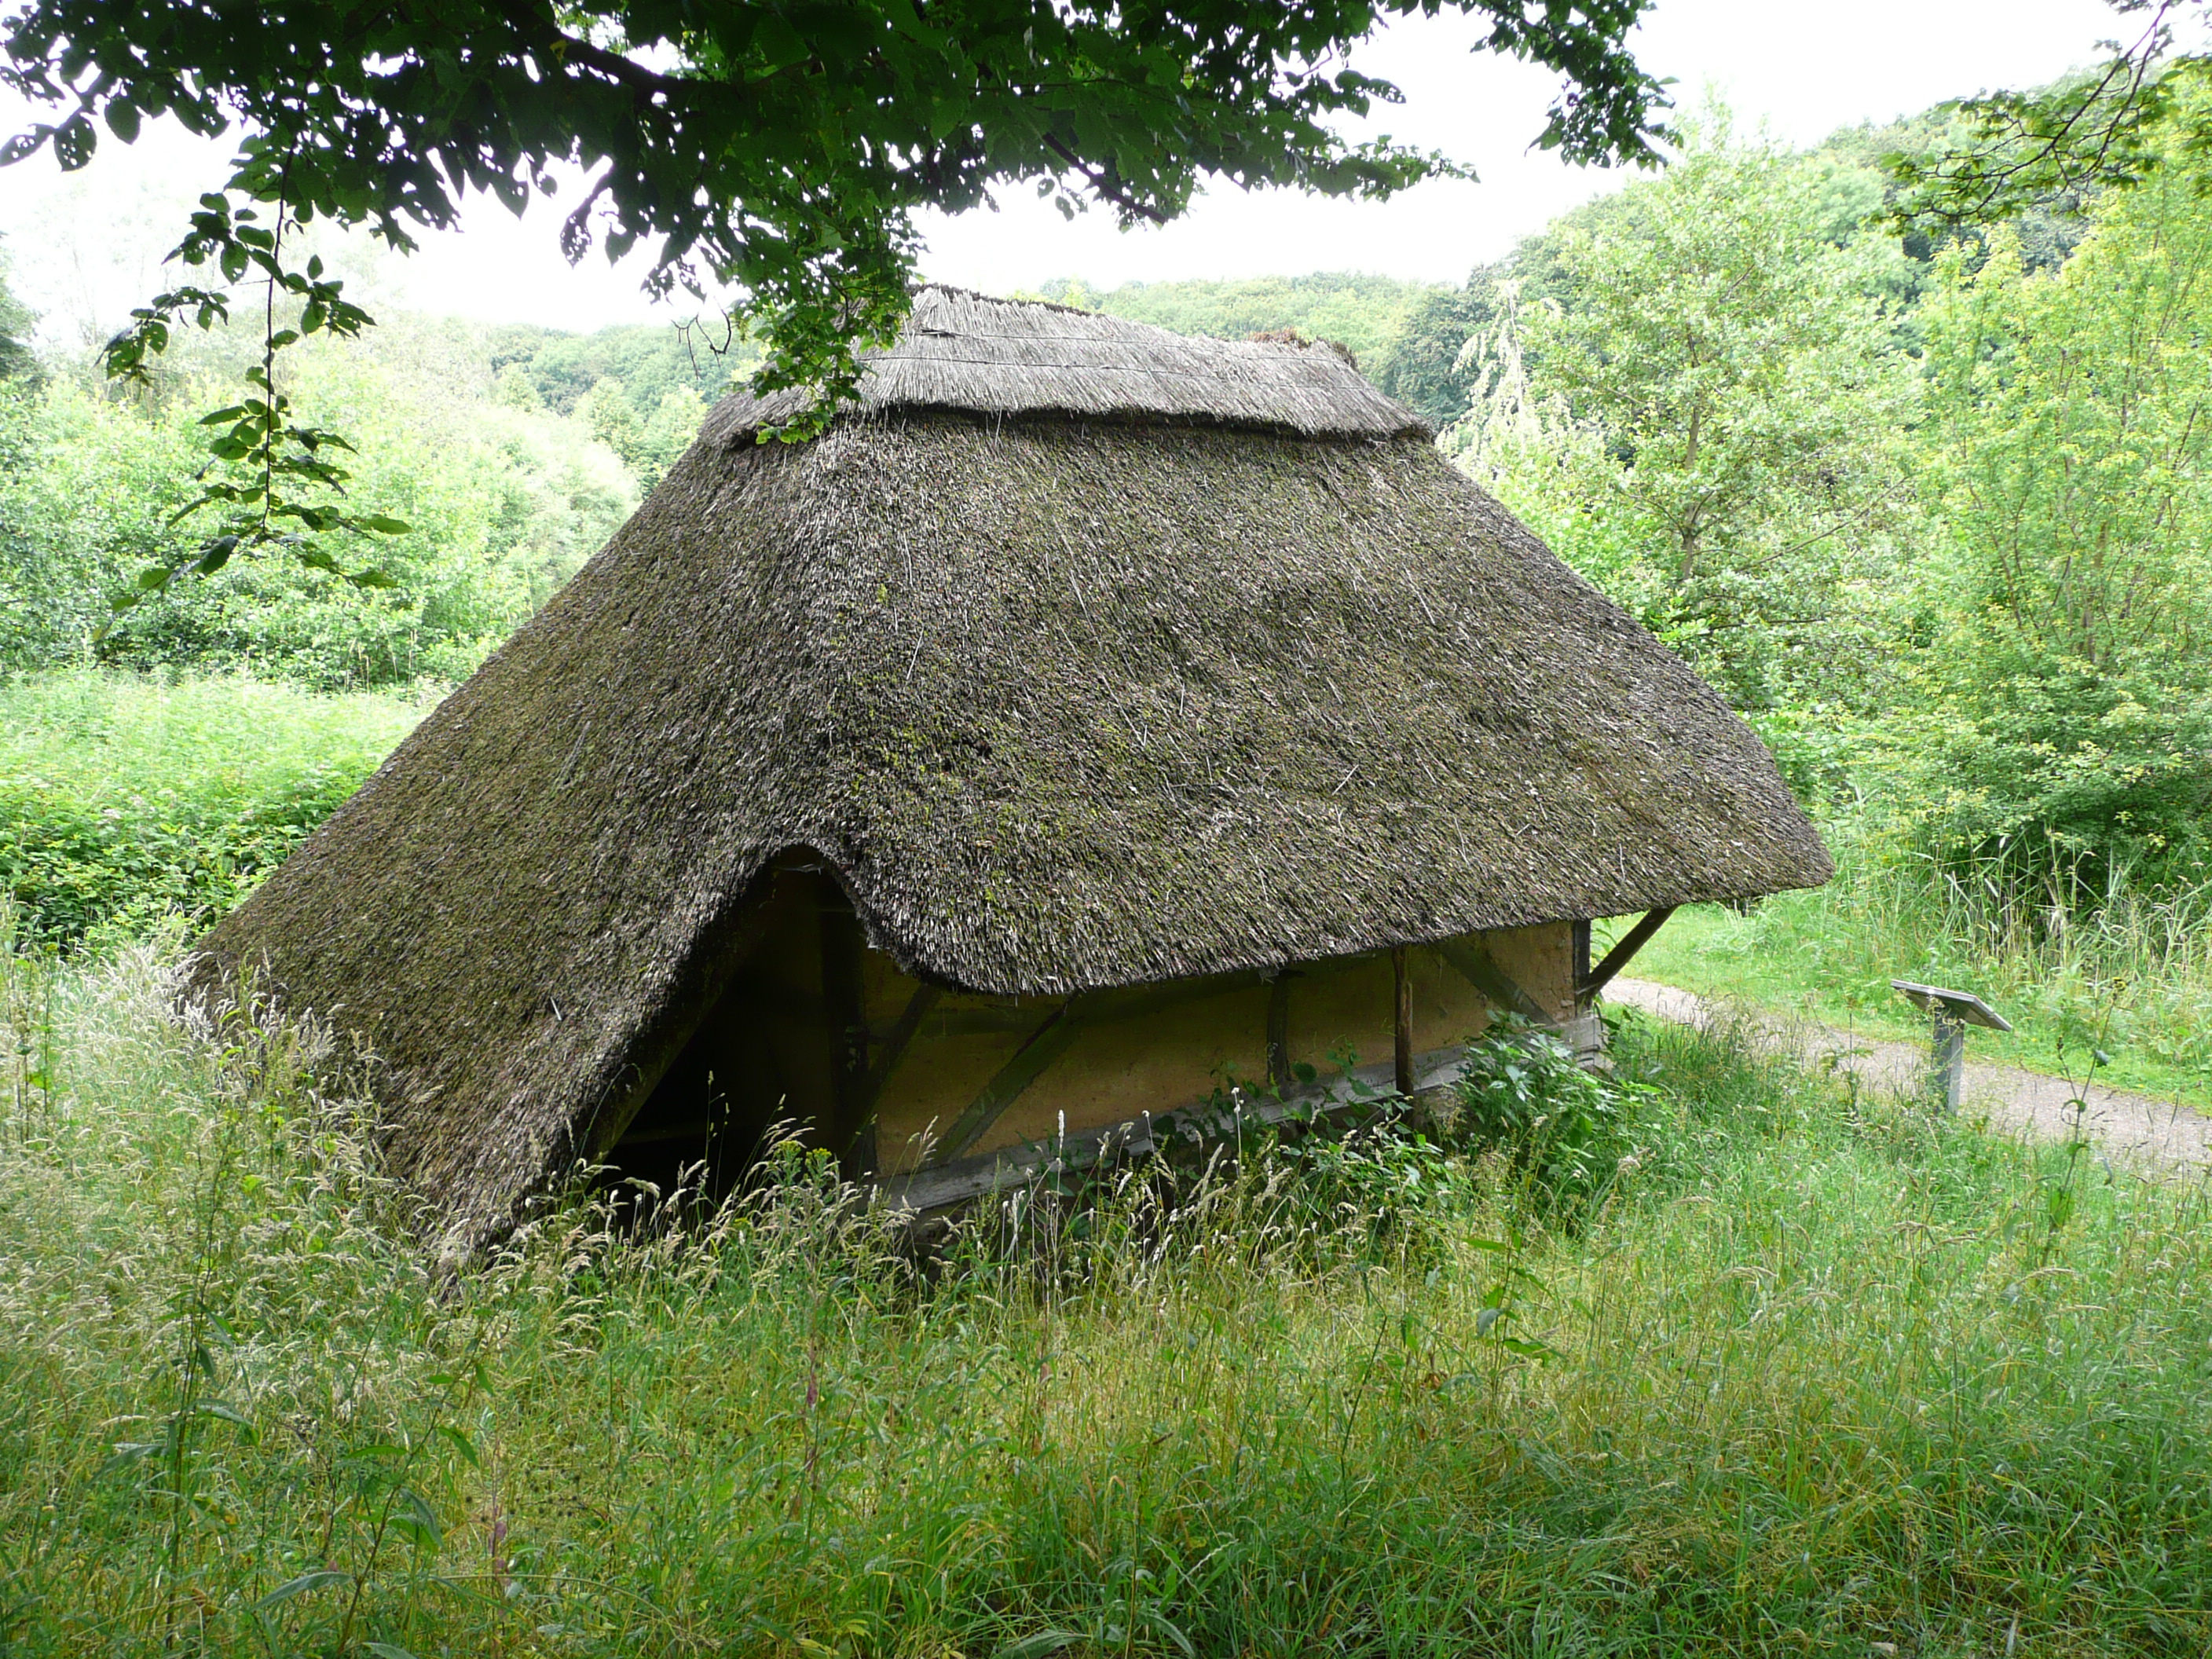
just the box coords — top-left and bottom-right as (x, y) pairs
(189, 357), (1827, 1255)
(710, 286), (1429, 443)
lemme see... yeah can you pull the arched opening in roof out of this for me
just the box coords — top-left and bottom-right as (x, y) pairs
(600, 851), (877, 1203)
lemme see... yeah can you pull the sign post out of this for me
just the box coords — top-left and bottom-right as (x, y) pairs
(1890, 980), (2012, 1111)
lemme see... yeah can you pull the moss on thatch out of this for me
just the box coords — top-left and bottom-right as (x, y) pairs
(186, 290), (1829, 1255)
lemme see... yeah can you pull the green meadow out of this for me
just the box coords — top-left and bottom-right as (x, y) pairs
(3, 936), (2209, 1657)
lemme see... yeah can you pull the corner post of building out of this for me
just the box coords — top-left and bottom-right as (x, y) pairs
(1391, 947), (1414, 1097)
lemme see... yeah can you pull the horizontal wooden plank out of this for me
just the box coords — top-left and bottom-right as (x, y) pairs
(880, 1044), (1478, 1214)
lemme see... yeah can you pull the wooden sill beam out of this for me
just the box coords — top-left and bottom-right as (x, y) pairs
(882, 1042), (1480, 1215)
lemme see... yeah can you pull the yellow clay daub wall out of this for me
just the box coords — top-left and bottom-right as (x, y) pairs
(612, 867), (1577, 1181)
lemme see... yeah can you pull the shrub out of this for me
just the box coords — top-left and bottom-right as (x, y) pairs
(0, 357), (635, 689)
(0, 669), (427, 945)
(1453, 1015), (1645, 1214)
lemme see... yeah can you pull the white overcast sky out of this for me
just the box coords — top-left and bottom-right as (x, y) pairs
(0, 0), (2138, 344)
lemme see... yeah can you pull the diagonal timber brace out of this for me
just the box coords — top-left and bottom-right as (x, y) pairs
(1578, 907), (1676, 1002)
(1437, 938), (1557, 1028)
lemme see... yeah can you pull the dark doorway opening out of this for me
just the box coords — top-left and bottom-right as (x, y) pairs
(599, 859), (870, 1204)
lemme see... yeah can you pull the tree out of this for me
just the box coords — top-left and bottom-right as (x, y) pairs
(1452, 118), (1922, 712)
(0, 245), (36, 383)
(2, 0), (1664, 408)
(1, 0), (1664, 604)
(1882, 1), (2208, 229)
(1906, 99), (2212, 894)
(1370, 284), (1493, 425)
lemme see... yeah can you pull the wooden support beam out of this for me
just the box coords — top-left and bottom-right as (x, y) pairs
(862, 983), (941, 1116)
(1265, 974), (1292, 1092)
(1437, 937), (1556, 1027)
(1579, 906), (1677, 1002)
(819, 888), (873, 1181)
(926, 976), (1251, 1168)
(932, 998), (1087, 1164)
(1392, 947), (1414, 1097)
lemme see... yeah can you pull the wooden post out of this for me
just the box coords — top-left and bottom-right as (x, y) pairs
(819, 883), (873, 1181)
(1265, 974), (1292, 1092)
(1392, 947), (1414, 1097)
(1932, 1013), (1966, 1112)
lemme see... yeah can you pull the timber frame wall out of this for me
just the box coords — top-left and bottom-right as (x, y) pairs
(610, 864), (1591, 1200)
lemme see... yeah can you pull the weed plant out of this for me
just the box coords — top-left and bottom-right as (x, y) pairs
(0, 669), (432, 944)
(2, 936), (2210, 1657)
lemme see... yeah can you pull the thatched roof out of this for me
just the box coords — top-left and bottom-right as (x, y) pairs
(187, 287), (1829, 1254)
(725, 287), (1427, 441)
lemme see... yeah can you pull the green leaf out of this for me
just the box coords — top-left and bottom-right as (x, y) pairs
(1494, 1336), (1556, 1359)
(360, 515), (412, 535)
(53, 113), (96, 170)
(97, 1441), (159, 1477)
(254, 1568), (352, 1609)
(390, 1485), (445, 1551)
(996, 1633), (1086, 1659)
(196, 1398), (258, 1438)
(105, 100), (141, 143)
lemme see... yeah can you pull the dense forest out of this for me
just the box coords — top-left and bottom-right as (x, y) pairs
(2, 90), (2208, 1096)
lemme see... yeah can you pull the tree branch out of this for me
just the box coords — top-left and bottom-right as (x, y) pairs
(1040, 134), (1169, 225)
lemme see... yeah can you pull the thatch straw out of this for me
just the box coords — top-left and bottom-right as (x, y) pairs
(185, 290), (1829, 1255)
(721, 287), (1429, 441)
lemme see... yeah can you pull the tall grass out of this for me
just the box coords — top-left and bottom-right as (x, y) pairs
(0, 668), (434, 943)
(4, 937), (2210, 1656)
(1639, 816), (2212, 1107)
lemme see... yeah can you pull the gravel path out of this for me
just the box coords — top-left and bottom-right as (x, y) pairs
(1607, 977), (2212, 1172)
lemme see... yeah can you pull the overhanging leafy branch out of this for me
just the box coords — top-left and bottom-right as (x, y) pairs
(97, 186), (407, 625)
